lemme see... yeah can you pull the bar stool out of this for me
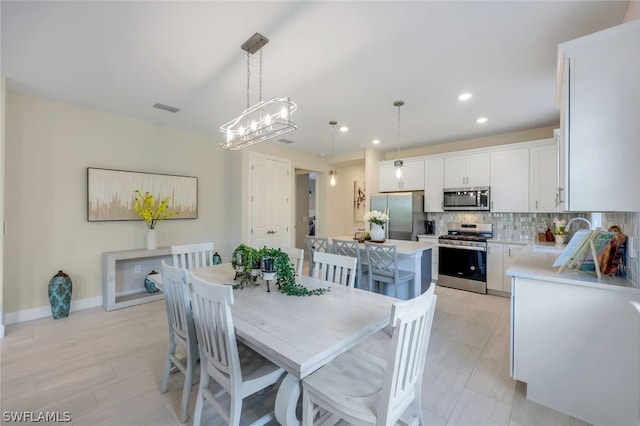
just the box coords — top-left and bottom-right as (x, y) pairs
(332, 238), (368, 289)
(305, 236), (330, 277)
(365, 242), (415, 298)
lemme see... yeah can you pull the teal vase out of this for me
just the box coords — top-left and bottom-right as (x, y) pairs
(144, 270), (159, 293)
(48, 270), (72, 319)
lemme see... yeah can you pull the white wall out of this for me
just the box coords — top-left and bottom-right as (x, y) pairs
(4, 91), (229, 320)
(0, 79), (5, 336)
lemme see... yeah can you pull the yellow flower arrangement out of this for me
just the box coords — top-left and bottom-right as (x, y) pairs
(133, 190), (179, 229)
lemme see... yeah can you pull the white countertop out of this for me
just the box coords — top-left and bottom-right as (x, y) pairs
(506, 244), (638, 293)
(332, 237), (434, 255)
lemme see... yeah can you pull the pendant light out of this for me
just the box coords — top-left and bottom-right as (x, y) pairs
(328, 121), (338, 186)
(393, 100), (404, 180)
(219, 32), (298, 150)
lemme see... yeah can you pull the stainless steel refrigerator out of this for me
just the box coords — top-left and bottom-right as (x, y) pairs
(370, 191), (427, 241)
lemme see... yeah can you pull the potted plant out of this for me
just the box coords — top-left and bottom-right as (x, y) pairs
(364, 210), (389, 242)
(554, 218), (568, 244)
(231, 244), (328, 296)
(231, 244), (261, 287)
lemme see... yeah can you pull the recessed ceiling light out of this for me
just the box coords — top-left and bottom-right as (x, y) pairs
(340, 126), (349, 132)
(476, 117), (488, 124)
(372, 139), (380, 145)
(458, 93), (472, 101)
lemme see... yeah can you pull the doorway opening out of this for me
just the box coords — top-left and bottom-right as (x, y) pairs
(295, 171), (317, 253)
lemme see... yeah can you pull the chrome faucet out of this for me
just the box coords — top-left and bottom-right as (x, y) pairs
(565, 217), (592, 233)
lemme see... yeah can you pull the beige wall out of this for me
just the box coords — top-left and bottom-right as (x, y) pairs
(4, 91), (229, 318)
(326, 164), (366, 238)
(624, 1), (640, 22)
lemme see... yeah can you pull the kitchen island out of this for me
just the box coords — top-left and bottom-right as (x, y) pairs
(506, 245), (640, 426)
(331, 237), (434, 299)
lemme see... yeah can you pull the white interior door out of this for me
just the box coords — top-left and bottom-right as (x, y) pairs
(250, 153), (291, 249)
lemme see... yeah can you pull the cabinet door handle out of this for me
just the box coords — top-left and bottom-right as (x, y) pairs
(535, 200), (539, 209)
(509, 248), (512, 257)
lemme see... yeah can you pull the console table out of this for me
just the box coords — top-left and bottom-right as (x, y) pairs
(102, 247), (172, 311)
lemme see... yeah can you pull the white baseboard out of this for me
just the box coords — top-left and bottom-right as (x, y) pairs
(4, 296), (103, 325)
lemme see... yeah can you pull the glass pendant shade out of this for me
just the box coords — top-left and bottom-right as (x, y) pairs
(219, 97), (298, 150)
(329, 170), (337, 186)
(394, 160), (404, 179)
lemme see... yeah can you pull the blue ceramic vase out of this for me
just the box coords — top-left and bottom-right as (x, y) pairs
(48, 270), (72, 319)
(144, 270), (159, 293)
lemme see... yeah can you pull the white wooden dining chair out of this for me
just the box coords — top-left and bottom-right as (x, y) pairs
(160, 260), (199, 423)
(188, 271), (286, 426)
(333, 238), (368, 289)
(171, 242), (215, 269)
(306, 236), (331, 277)
(312, 251), (358, 287)
(302, 288), (438, 426)
(281, 246), (305, 276)
(365, 242), (415, 298)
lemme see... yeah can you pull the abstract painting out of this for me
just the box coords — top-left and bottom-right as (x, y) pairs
(87, 168), (197, 221)
(354, 180), (366, 221)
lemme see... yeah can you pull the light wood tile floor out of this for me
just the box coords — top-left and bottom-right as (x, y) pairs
(1, 286), (591, 425)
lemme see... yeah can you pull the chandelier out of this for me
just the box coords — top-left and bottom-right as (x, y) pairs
(220, 33), (298, 150)
(328, 121), (338, 186)
(393, 100), (405, 180)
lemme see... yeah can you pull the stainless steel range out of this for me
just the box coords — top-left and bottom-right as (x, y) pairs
(438, 222), (493, 294)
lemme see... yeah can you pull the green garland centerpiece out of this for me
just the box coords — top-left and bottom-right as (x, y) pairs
(231, 244), (328, 296)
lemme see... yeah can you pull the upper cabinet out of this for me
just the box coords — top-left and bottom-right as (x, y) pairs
(490, 147), (529, 212)
(379, 158), (424, 192)
(557, 20), (640, 211)
(424, 157), (444, 212)
(443, 153), (490, 188)
(530, 140), (559, 212)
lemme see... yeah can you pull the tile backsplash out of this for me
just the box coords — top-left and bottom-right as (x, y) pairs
(426, 211), (640, 287)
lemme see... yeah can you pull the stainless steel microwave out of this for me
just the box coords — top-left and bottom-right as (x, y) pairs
(442, 187), (490, 211)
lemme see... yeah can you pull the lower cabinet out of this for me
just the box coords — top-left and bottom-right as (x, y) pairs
(487, 242), (525, 294)
(418, 235), (438, 282)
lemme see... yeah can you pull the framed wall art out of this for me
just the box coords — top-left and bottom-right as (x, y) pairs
(353, 180), (366, 222)
(87, 168), (198, 222)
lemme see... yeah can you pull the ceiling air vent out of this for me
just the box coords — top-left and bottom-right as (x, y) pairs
(278, 139), (295, 144)
(153, 103), (181, 113)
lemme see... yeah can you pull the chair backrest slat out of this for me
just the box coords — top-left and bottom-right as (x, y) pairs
(188, 272), (243, 389)
(377, 285), (437, 424)
(172, 242), (215, 269)
(312, 251), (357, 287)
(161, 260), (197, 346)
(306, 236), (330, 276)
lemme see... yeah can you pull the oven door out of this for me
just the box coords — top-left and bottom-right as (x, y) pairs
(438, 244), (487, 293)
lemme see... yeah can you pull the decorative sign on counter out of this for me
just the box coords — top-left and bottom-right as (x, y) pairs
(554, 228), (615, 278)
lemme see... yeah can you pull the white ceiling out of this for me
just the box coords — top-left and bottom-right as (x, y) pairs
(1, 1), (630, 157)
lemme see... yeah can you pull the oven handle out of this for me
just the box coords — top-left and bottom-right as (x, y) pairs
(439, 243), (486, 252)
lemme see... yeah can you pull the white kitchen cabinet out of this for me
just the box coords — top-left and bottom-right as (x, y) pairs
(557, 19), (640, 211)
(444, 152), (490, 188)
(379, 158), (424, 192)
(418, 235), (439, 281)
(424, 157), (444, 212)
(511, 275), (639, 426)
(530, 140), (558, 212)
(487, 242), (525, 294)
(490, 147), (529, 212)
(250, 153), (291, 248)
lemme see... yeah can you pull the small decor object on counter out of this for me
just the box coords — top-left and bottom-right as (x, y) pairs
(364, 210), (389, 242)
(144, 270), (160, 293)
(598, 225), (627, 276)
(212, 252), (222, 265)
(48, 270), (72, 319)
(553, 218), (568, 244)
(132, 190), (180, 249)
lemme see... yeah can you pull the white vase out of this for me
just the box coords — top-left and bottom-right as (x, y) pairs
(146, 229), (157, 250)
(370, 223), (385, 242)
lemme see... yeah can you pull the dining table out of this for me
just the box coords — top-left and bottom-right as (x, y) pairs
(152, 262), (398, 426)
